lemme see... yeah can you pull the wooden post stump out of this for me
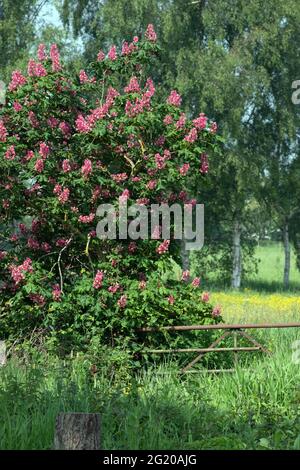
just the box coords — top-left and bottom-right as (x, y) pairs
(0, 341), (6, 367)
(54, 413), (101, 450)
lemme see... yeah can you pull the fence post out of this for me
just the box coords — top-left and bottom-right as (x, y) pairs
(54, 413), (101, 450)
(0, 341), (6, 367)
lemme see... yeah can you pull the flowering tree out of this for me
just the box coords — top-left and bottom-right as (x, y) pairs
(0, 25), (221, 348)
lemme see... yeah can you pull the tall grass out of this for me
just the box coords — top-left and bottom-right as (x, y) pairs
(1, 326), (300, 450)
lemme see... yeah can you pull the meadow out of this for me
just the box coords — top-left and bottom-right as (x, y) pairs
(1, 242), (300, 450)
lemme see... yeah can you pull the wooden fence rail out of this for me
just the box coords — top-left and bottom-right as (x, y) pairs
(138, 322), (300, 373)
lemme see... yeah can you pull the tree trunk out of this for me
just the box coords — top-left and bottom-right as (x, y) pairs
(231, 217), (242, 289)
(54, 413), (101, 450)
(283, 222), (290, 289)
(180, 238), (190, 271)
(0, 341), (6, 367)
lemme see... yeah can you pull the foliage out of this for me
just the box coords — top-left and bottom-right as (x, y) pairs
(0, 26), (221, 349)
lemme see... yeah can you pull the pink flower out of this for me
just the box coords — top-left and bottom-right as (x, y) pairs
(0, 251), (7, 260)
(210, 122), (218, 133)
(62, 159), (71, 173)
(79, 213), (95, 224)
(13, 101), (22, 112)
(29, 293), (45, 307)
(37, 44), (47, 61)
(53, 184), (62, 195)
(168, 295), (175, 305)
(75, 115), (92, 133)
(108, 283), (120, 293)
(147, 179), (157, 190)
(8, 70), (27, 91)
(184, 128), (198, 143)
(52, 284), (61, 301)
(163, 114), (173, 125)
(128, 242), (137, 253)
(28, 111), (39, 128)
(193, 113), (207, 130)
(136, 198), (150, 205)
(27, 237), (40, 250)
(156, 239), (170, 255)
(200, 153), (209, 174)
(120, 189), (130, 202)
(27, 59), (47, 77)
(97, 50), (105, 61)
(39, 142), (50, 159)
(59, 121), (71, 136)
(179, 163), (190, 176)
(48, 116), (59, 128)
(108, 45), (117, 61)
(56, 239), (68, 247)
(5, 145), (15, 160)
(35, 159), (44, 173)
(212, 305), (222, 317)
(41, 242), (51, 253)
(133, 36), (139, 43)
(50, 44), (61, 72)
(2, 200), (10, 209)
(124, 76), (140, 93)
(167, 90), (182, 107)
(182, 270), (190, 281)
(93, 270), (104, 289)
(155, 153), (167, 170)
(192, 277), (201, 287)
(202, 292), (210, 302)
(111, 173), (128, 183)
(117, 295), (127, 308)
(145, 24), (157, 42)
(81, 159), (92, 178)
(139, 280), (146, 289)
(176, 113), (186, 129)
(58, 188), (70, 204)
(0, 120), (7, 142)
(79, 69), (89, 83)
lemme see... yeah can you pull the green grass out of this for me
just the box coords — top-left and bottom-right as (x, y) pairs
(1, 241), (300, 450)
(246, 242), (300, 292)
(1, 325), (300, 450)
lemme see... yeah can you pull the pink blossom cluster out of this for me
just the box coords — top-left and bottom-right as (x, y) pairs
(58, 187), (70, 204)
(121, 39), (138, 56)
(176, 113), (186, 130)
(108, 283), (120, 293)
(27, 237), (40, 250)
(62, 159), (71, 173)
(168, 295), (175, 305)
(108, 45), (117, 61)
(124, 76), (140, 93)
(184, 128), (198, 143)
(156, 239), (170, 254)
(163, 115), (173, 125)
(179, 163), (190, 176)
(29, 293), (45, 307)
(145, 24), (157, 42)
(117, 294), (127, 308)
(52, 284), (61, 301)
(35, 159), (44, 173)
(167, 90), (182, 107)
(8, 70), (27, 92)
(202, 292), (210, 302)
(200, 153), (209, 174)
(79, 213), (95, 224)
(13, 101), (22, 112)
(39, 142), (50, 159)
(37, 44), (47, 61)
(97, 50), (105, 61)
(93, 270), (104, 289)
(210, 122), (218, 133)
(125, 78), (155, 117)
(212, 305), (222, 317)
(5, 145), (15, 160)
(192, 277), (201, 287)
(9, 258), (33, 285)
(27, 59), (47, 77)
(111, 173), (128, 183)
(28, 111), (39, 128)
(120, 189), (130, 202)
(193, 113), (207, 130)
(0, 120), (8, 142)
(81, 159), (93, 178)
(50, 44), (61, 72)
(181, 270), (190, 281)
